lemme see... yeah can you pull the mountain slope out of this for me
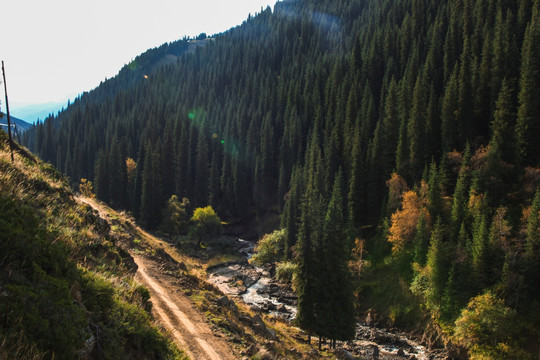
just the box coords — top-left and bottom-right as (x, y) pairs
(0, 133), (310, 360)
(0, 132), (185, 359)
(0, 112), (32, 133)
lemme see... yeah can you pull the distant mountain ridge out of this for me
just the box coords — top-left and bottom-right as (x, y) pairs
(0, 112), (32, 134)
(10, 101), (70, 123)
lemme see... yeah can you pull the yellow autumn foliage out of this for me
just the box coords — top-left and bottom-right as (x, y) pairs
(388, 190), (429, 254)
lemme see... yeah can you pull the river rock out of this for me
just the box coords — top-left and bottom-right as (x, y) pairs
(370, 345), (379, 359)
(369, 329), (385, 342)
(243, 274), (260, 288)
(265, 301), (277, 311)
(334, 348), (356, 360)
(397, 348), (405, 356)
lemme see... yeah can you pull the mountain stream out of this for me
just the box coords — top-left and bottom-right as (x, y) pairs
(207, 238), (446, 360)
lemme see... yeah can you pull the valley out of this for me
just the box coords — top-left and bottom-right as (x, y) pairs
(4, 0), (540, 358)
(79, 191), (445, 359)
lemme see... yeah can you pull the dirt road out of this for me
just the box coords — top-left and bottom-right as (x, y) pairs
(134, 255), (236, 360)
(77, 196), (236, 360)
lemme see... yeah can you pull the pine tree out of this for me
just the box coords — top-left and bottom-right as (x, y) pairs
(281, 166), (304, 260)
(108, 137), (128, 209)
(194, 130), (209, 207)
(395, 117), (409, 178)
(321, 170), (356, 341)
(408, 72), (428, 180)
(94, 149), (110, 203)
(347, 127), (365, 229)
(295, 184), (322, 338)
(425, 217), (447, 312)
(413, 212), (430, 266)
(381, 78), (400, 177)
(441, 65), (460, 153)
(470, 213), (489, 289)
(526, 189), (540, 255)
(489, 78), (517, 165)
(457, 37), (474, 142)
(451, 144), (472, 235)
(140, 144), (163, 229)
(427, 160), (443, 220)
(516, 3), (540, 165)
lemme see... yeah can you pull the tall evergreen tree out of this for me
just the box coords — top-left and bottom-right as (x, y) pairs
(451, 144), (472, 235)
(320, 170), (356, 341)
(425, 217), (447, 312)
(516, 2), (540, 166)
(140, 144), (163, 229)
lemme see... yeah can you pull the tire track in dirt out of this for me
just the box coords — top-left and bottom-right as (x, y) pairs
(134, 256), (236, 360)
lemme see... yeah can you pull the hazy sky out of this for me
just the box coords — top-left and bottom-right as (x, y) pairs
(2, 0), (277, 110)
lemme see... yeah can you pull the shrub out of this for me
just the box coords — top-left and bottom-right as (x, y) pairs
(189, 206), (222, 245)
(250, 229), (286, 265)
(453, 291), (527, 360)
(79, 178), (95, 198)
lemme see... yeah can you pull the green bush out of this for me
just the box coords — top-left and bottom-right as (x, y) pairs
(189, 206), (222, 245)
(453, 291), (529, 360)
(251, 229), (286, 265)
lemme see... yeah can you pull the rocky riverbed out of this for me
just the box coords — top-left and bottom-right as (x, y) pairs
(207, 238), (449, 360)
(207, 239), (297, 319)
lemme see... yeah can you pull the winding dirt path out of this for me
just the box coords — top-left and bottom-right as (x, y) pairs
(77, 196), (236, 360)
(133, 255), (235, 360)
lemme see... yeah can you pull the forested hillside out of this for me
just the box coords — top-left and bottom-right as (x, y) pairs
(23, 0), (540, 358)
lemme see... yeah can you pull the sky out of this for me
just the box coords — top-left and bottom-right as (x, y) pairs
(2, 0), (277, 119)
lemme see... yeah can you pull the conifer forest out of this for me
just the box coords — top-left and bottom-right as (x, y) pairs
(23, 0), (540, 358)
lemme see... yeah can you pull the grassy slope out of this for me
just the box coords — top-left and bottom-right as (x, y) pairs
(0, 133), (186, 360)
